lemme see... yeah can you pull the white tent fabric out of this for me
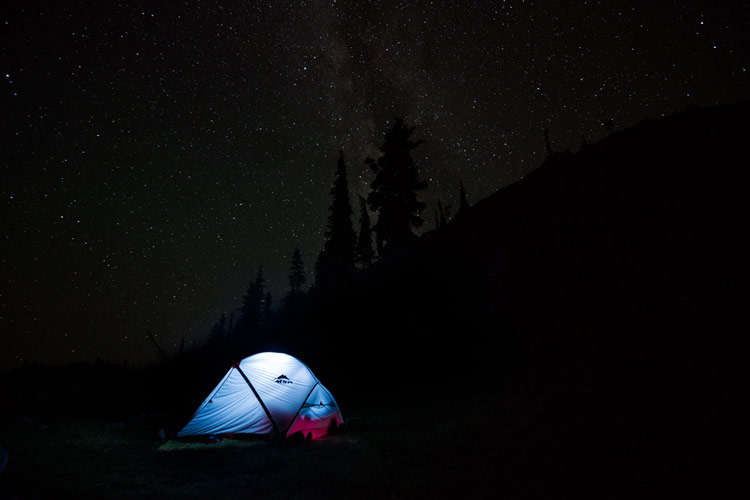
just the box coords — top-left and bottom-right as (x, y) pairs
(178, 352), (343, 438)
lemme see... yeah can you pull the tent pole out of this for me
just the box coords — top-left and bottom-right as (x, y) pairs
(235, 365), (279, 434)
(286, 382), (319, 436)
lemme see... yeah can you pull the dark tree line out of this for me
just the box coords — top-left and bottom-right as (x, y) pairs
(231, 266), (267, 341)
(203, 117), (471, 351)
(356, 194), (373, 268)
(316, 117), (447, 288)
(314, 118), (434, 291)
(366, 117), (428, 256)
(315, 150), (356, 290)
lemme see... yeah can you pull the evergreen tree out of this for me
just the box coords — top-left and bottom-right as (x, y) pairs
(208, 312), (227, 343)
(544, 127), (553, 155)
(288, 247), (307, 295)
(458, 179), (470, 214)
(316, 150), (355, 288)
(437, 199), (451, 228)
(284, 247), (308, 320)
(233, 266), (265, 340)
(366, 117), (427, 255)
(262, 291), (273, 327)
(314, 250), (326, 288)
(355, 194), (373, 268)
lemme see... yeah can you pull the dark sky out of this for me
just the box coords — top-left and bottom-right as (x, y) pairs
(1, 0), (747, 369)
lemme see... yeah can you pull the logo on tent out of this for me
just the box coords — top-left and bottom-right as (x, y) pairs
(273, 374), (293, 385)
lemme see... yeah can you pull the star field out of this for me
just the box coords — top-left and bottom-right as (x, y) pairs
(1, 1), (747, 368)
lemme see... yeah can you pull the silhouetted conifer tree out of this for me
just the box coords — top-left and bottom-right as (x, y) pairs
(367, 117), (427, 255)
(208, 312), (227, 344)
(437, 199), (451, 228)
(458, 180), (470, 214)
(314, 250), (326, 287)
(288, 247), (307, 295)
(284, 248), (308, 320)
(316, 151), (355, 288)
(233, 266), (265, 340)
(355, 194), (373, 268)
(544, 127), (553, 155)
(262, 291), (273, 327)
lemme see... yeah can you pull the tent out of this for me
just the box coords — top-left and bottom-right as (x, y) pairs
(178, 352), (343, 439)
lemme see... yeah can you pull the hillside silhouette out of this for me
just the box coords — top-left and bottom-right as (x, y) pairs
(306, 101), (745, 384)
(289, 101), (745, 489)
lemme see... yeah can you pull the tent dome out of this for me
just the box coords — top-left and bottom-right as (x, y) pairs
(178, 352), (343, 439)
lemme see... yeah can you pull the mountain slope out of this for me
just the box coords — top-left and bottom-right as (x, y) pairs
(311, 102), (746, 386)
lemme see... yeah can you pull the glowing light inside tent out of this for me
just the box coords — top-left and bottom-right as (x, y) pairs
(177, 352), (343, 439)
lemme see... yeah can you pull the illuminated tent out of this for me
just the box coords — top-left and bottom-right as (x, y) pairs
(178, 352), (343, 439)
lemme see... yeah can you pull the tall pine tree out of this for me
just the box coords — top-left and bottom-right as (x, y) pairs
(316, 150), (355, 288)
(367, 117), (427, 255)
(284, 247), (307, 320)
(262, 291), (273, 327)
(207, 312), (227, 344)
(233, 266), (265, 340)
(437, 199), (450, 228)
(288, 247), (307, 295)
(355, 194), (373, 268)
(458, 179), (470, 214)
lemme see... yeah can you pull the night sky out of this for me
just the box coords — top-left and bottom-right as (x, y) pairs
(1, 1), (747, 369)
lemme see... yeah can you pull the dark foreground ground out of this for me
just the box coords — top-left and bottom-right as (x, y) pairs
(0, 382), (742, 500)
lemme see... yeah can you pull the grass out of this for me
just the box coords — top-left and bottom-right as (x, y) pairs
(0, 390), (742, 499)
(0, 391), (512, 499)
(0, 407), (472, 499)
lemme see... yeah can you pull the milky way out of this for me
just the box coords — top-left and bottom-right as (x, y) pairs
(1, 1), (747, 368)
